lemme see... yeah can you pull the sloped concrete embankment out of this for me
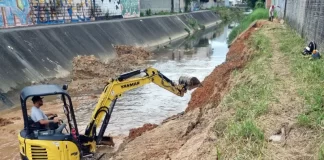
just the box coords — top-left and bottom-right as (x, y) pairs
(0, 11), (219, 106)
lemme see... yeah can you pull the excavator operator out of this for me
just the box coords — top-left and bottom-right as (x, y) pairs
(31, 96), (66, 133)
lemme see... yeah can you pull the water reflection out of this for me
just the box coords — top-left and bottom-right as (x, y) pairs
(75, 24), (232, 136)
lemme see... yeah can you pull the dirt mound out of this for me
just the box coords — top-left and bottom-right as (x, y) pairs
(128, 123), (158, 140)
(69, 45), (153, 94)
(72, 55), (109, 80)
(186, 21), (265, 112)
(0, 118), (13, 127)
(114, 45), (152, 59)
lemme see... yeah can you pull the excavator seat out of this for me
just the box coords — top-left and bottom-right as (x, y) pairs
(23, 115), (71, 141)
(27, 115), (46, 130)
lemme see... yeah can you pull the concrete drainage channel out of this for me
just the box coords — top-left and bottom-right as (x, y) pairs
(0, 10), (221, 110)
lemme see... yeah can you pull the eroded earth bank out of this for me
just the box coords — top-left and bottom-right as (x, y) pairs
(102, 21), (266, 160)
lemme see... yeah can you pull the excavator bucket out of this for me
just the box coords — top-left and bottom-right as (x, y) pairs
(178, 76), (202, 90)
(97, 136), (115, 147)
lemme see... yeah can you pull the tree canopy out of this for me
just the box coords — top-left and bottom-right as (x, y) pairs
(243, 0), (266, 9)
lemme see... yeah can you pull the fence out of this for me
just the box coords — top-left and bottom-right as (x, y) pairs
(270, 0), (324, 50)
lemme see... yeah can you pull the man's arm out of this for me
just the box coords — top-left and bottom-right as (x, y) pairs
(34, 111), (59, 125)
(39, 119), (56, 125)
(39, 117), (61, 125)
(45, 113), (54, 117)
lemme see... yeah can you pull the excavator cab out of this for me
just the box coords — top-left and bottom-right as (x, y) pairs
(18, 84), (82, 160)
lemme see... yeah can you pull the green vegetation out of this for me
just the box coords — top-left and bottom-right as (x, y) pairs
(275, 26), (324, 129)
(243, 0), (266, 9)
(273, 23), (324, 158)
(320, 146), (324, 160)
(184, 17), (205, 33)
(228, 8), (268, 44)
(208, 7), (244, 23)
(141, 10), (178, 17)
(216, 30), (274, 159)
(188, 18), (199, 29)
(214, 13), (324, 158)
(145, 9), (152, 16)
(255, 0), (265, 8)
(227, 119), (264, 142)
(154, 11), (172, 15)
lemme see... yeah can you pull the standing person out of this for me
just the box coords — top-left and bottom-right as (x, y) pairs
(269, 5), (275, 22)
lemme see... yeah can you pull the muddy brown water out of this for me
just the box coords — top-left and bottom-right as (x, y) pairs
(74, 25), (232, 136)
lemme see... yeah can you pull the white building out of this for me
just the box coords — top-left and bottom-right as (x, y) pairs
(225, 0), (230, 7)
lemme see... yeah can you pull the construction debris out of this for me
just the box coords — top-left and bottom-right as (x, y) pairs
(69, 45), (153, 94)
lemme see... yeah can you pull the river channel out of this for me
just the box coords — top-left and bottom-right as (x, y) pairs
(74, 24), (232, 136)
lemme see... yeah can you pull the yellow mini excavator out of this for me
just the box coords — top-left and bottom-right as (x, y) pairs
(17, 67), (201, 160)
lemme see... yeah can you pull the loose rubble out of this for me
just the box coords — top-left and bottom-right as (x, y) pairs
(69, 45), (153, 94)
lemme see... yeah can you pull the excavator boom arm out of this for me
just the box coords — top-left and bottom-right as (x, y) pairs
(82, 67), (200, 147)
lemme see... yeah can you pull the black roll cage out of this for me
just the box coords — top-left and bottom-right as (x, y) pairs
(20, 86), (80, 138)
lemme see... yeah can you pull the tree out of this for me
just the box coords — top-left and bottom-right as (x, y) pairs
(255, 0), (265, 8)
(245, 0), (265, 9)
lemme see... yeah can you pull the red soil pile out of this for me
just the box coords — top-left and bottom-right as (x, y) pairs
(186, 21), (266, 112)
(128, 123), (158, 140)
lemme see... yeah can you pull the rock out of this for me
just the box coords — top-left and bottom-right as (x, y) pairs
(269, 134), (282, 142)
(268, 122), (293, 143)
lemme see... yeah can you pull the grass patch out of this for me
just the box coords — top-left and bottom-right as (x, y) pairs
(228, 8), (269, 44)
(154, 11), (172, 15)
(319, 145), (324, 160)
(215, 30), (274, 158)
(227, 119), (264, 143)
(275, 26), (324, 129)
(275, 24), (324, 158)
(141, 10), (177, 17)
(297, 114), (312, 128)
